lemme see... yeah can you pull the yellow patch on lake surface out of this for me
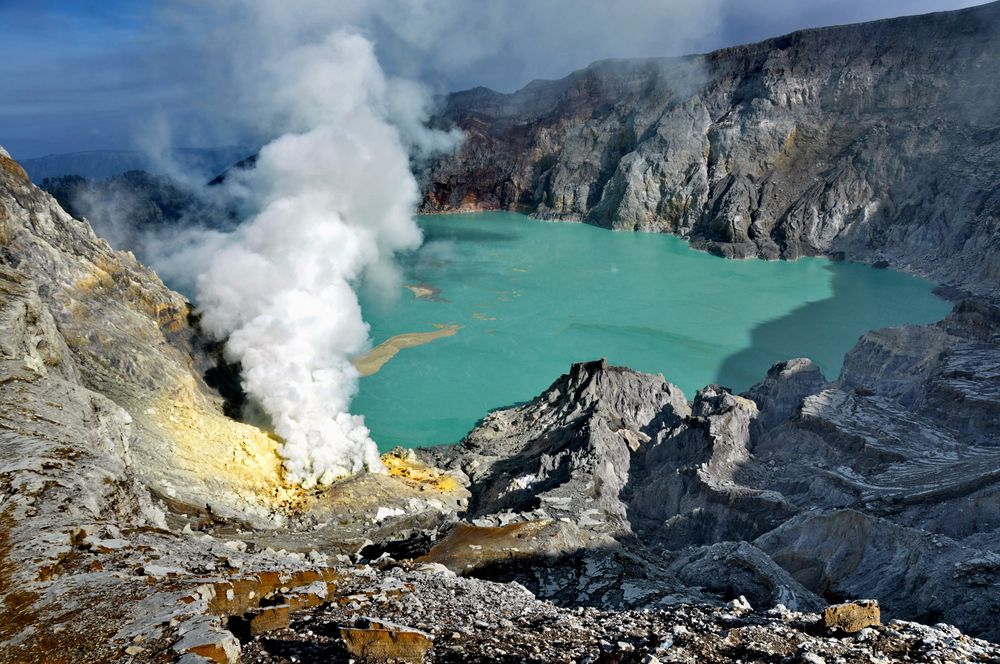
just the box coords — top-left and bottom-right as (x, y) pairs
(406, 284), (440, 299)
(352, 324), (460, 376)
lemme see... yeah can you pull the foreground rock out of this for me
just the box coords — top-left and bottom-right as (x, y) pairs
(823, 601), (882, 634)
(240, 563), (996, 663)
(423, 1), (1000, 297)
(424, 333), (1000, 640)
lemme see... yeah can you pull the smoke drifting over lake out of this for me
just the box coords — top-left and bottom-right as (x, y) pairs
(152, 3), (460, 485)
(73, 0), (983, 484)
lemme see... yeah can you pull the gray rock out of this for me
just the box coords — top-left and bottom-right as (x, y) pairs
(447, 359), (690, 536)
(424, 2), (1000, 297)
(744, 358), (828, 436)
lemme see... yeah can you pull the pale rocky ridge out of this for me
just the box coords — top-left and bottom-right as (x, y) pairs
(422, 1), (1000, 298)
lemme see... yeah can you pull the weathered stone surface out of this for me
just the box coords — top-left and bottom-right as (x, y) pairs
(424, 2), (1000, 297)
(822, 600), (881, 633)
(419, 520), (566, 574)
(247, 604), (290, 636)
(339, 618), (433, 663)
(241, 563), (1000, 663)
(174, 616), (241, 663)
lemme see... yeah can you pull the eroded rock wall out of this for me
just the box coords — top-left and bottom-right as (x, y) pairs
(424, 1), (1000, 297)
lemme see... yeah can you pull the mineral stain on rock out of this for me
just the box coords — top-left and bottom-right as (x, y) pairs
(339, 618), (433, 663)
(822, 600), (881, 633)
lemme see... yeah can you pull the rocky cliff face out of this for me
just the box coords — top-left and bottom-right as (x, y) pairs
(422, 305), (1000, 640)
(423, 1), (1000, 297)
(0, 147), (470, 661)
(0, 145), (303, 527)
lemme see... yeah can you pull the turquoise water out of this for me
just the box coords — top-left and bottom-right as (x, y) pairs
(355, 212), (951, 449)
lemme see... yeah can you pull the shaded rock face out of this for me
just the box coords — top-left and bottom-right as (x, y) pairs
(431, 296), (1000, 640)
(449, 359), (690, 536)
(625, 386), (803, 552)
(423, 1), (1000, 296)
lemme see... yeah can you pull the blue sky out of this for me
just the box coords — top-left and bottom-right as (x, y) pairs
(0, 0), (988, 158)
(0, 1), (162, 156)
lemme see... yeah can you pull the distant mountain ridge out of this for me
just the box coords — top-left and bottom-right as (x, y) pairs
(19, 146), (252, 181)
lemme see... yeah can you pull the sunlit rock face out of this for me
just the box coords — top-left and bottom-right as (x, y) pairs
(424, 1), (1000, 297)
(0, 147), (303, 526)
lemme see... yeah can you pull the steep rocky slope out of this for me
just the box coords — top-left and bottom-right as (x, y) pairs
(423, 1), (1000, 297)
(0, 147), (470, 661)
(0, 146), (301, 526)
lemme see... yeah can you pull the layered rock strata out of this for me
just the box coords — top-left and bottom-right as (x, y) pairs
(422, 1), (1000, 297)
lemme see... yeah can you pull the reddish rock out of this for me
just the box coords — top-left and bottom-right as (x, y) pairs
(248, 604), (290, 636)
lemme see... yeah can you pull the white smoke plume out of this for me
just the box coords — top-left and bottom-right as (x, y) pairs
(135, 0), (727, 486)
(178, 13), (458, 485)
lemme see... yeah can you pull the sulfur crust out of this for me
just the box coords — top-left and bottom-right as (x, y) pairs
(380, 450), (462, 493)
(143, 379), (309, 512)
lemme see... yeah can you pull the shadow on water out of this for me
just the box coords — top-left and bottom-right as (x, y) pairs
(421, 221), (518, 244)
(713, 262), (946, 393)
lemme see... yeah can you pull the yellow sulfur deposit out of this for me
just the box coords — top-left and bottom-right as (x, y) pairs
(142, 378), (309, 513)
(381, 449), (462, 492)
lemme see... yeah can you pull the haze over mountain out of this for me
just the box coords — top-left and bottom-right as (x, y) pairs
(20, 146), (251, 181)
(0, 0), (986, 158)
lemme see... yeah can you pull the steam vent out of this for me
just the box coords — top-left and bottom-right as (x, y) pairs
(2, 1), (1000, 662)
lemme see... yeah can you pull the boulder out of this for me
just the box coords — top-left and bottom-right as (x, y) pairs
(822, 600), (881, 633)
(339, 618), (433, 663)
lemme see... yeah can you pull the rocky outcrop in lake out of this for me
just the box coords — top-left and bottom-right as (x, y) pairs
(423, 1), (1000, 297)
